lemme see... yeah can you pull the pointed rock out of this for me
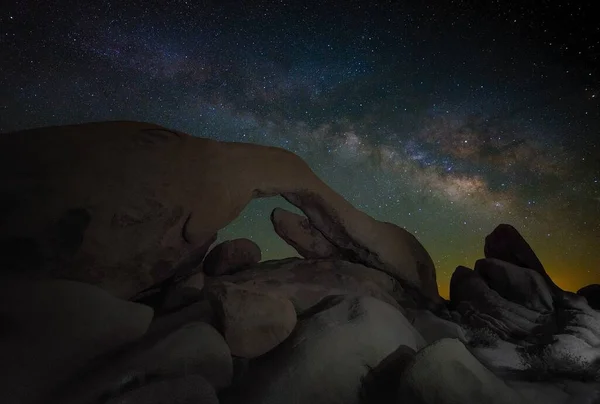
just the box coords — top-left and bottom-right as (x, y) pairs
(484, 224), (561, 294)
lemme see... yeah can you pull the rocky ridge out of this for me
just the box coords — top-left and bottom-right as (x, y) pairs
(0, 121), (598, 404)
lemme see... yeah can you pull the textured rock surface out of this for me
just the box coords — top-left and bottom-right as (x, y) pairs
(208, 282), (297, 358)
(578, 284), (600, 310)
(52, 322), (232, 404)
(0, 278), (153, 404)
(398, 338), (526, 404)
(0, 121), (440, 301)
(208, 257), (402, 312)
(203, 238), (261, 276)
(270, 207), (342, 259)
(104, 375), (219, 404)
(450, 265), (546, 340)
(221, 295), (425, 404)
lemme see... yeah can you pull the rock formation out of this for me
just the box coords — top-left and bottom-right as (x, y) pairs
(1, 121), (598, 404)
(0, 121), (439, 303)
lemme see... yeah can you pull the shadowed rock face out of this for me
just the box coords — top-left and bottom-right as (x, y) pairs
(578, 285), (600, 310)
(0, 121), (439, 301)
(484, 224), (561, 295)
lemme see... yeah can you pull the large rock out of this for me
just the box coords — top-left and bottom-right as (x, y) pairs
(578, 284), (600, 311)
(450, 266), (546, 340)
(409, 309), (467, 344)
(484, 224), (561, 294)
(398, 338), (526, 404)
(104, 375), (218, 404)
(51, 322), (233, 404)
(208, 282), (297, 358)
(359, 345), (416, 403)
(221, 295), (425, 404)
(474, 258), (554, 313)
(0, 277), (153, 404)
(203, 238), (261, 276)
(0, 121), (439, 300)
(270, 207), (342, 259)
(207, 257), (403, 312)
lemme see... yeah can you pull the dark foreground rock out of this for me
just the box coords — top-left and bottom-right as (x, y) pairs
(578, 284), (600, 310)
(0, 277), (153, 404)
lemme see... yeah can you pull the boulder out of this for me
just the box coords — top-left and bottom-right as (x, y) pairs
(0, 121), (439, 301)
(474, 258), (554, 313)
(221, 295), (425, 404)
(208, 282), (297, 358)
(484, 224), (561, 294)
(270, 207), (342, 259)
(450, 266), (545, 340)
(161, 272), (206, 313)
(578, 284), (600, 310)
(51, 322), (233, 404)
(146, 299), (215, 337)
(203, 238), (261, 276)
(398, 338), (526, 404)
(104, 375), (218, 404)
(207, 257), (402, 312)
(409, 309), (467, 344)
(359, 345), (416, 403)
(0, 278), (153, 404)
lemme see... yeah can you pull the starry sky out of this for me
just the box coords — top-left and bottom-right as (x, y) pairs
(1, 0), (599, 296)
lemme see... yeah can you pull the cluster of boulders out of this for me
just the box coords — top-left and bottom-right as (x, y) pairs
(1, 122), (599, 404)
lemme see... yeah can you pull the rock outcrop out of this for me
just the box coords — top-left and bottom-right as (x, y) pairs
(221, 295), (425, 404)
(2, 122), (598, 404)
(0, 121), (439, 302)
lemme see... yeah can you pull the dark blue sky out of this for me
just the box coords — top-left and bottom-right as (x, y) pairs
(1, 0), (598, 294)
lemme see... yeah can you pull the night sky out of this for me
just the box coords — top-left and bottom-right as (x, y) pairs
(1, 0), (599, 296)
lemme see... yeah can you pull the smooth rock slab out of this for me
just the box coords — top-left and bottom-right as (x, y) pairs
(398, 338), (526, 404)
(208, 282), (297, 358)
(221, 295), (425, 404)
(0, 278), (153, 404)
(52, 322), (232, 404)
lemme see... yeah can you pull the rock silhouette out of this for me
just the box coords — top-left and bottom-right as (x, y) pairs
(1, 121), (598, 404)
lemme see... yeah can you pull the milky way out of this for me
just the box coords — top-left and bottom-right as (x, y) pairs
(1, 0), (599, 295)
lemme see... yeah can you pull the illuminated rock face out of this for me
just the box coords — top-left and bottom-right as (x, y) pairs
(0, 121), (439, 302)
